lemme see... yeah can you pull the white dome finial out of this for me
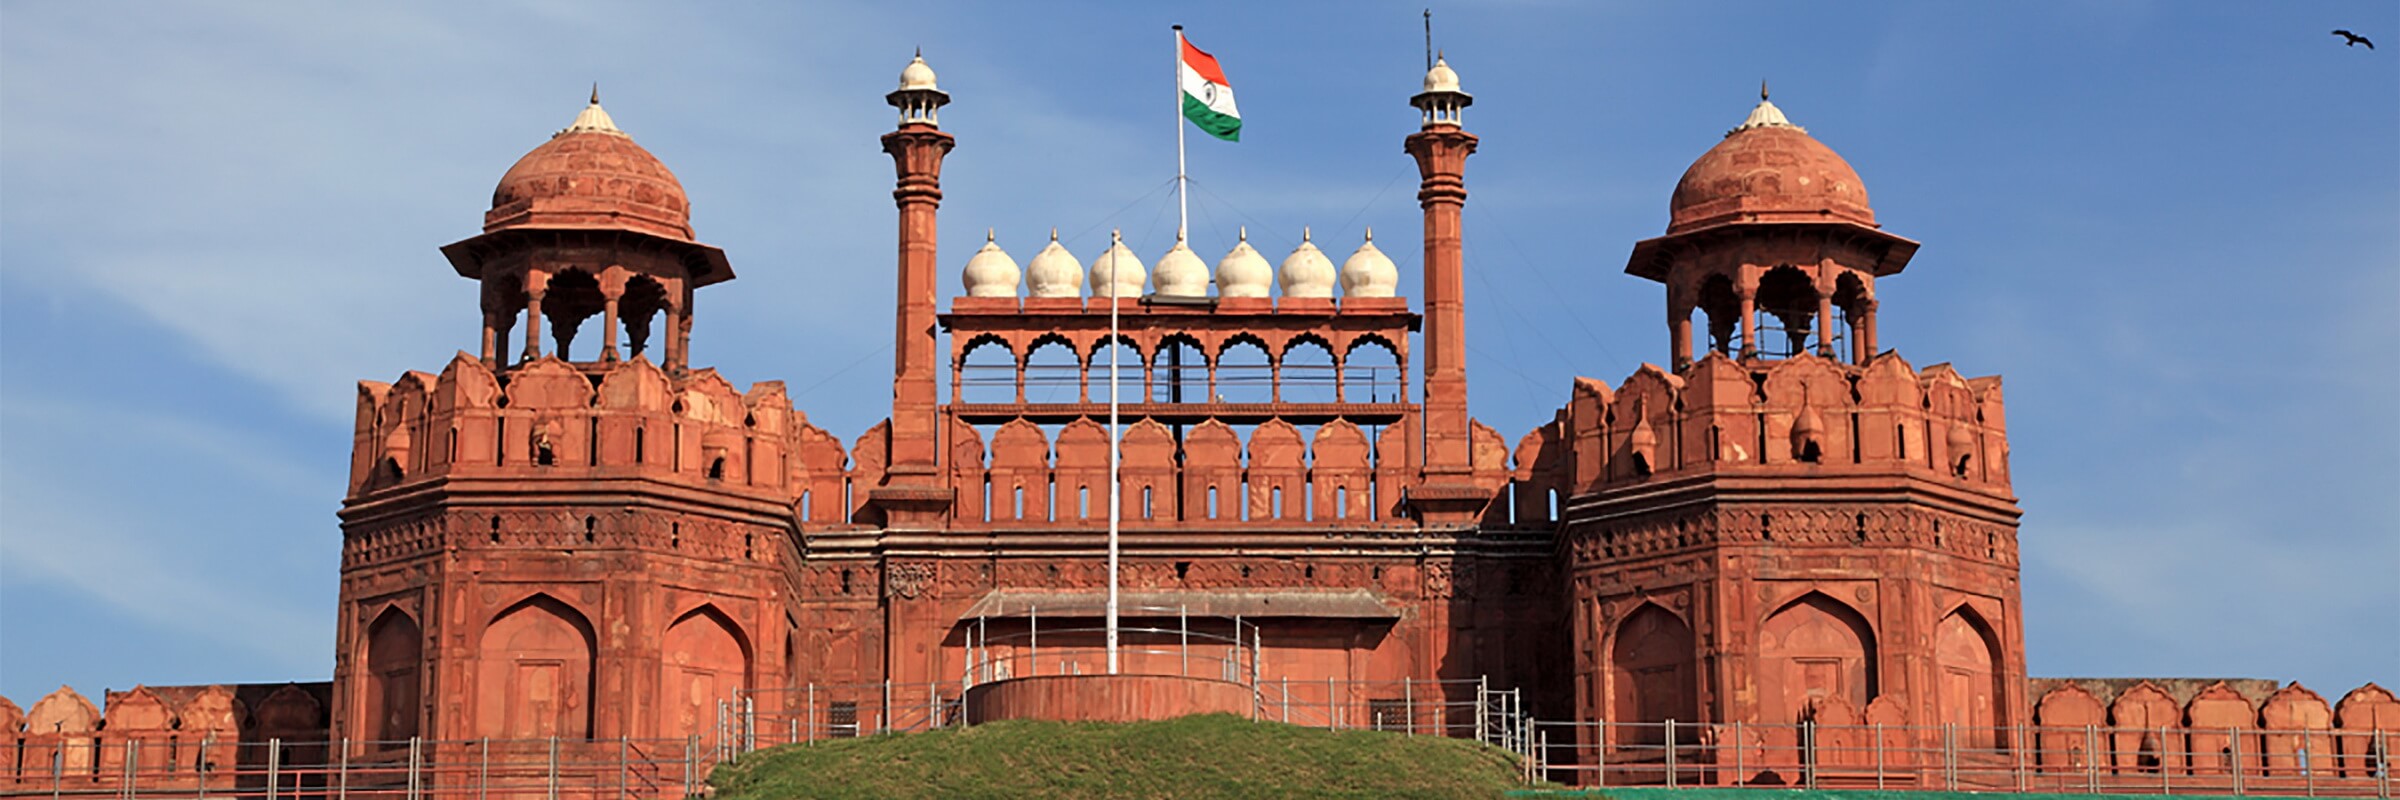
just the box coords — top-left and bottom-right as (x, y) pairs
(1729, 79), (1805, 137)
(962, 228), (1022, 298)
(1025, 227), (1084, 298)
(1090, 229), (1147, 299)
(1217, 227), (1272, 297)
(559, 85), (627, 138)
(1340, 227), (1399, 298)
(1152, 229), (1209, 297)
(1279, 228), (1337, 298)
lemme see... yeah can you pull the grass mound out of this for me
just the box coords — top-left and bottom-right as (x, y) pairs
(707, 713), (1529, 799)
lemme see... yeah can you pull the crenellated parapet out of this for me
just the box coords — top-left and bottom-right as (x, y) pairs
(2029, 679), (2399, 780)
(1557, 351), (2011, 502)
(0, 684), (323, 791)
(347, 354), (806, 506)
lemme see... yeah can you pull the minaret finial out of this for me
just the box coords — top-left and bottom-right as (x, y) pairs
(1761, 80), (1769, 101)
(915, 46), (922, 58)
(1051, 227), (1060, 241)
(986, 227), (995, 242)
(1239, 225), (1248, 242)
(590, 83), (600, 105)
(1303, 226), (1313, 243)
(1365, 226), (1375, 242)
(1424, 9), (1434, 71)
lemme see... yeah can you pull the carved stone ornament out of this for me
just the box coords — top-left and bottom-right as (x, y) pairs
(885, 561), (936, 600)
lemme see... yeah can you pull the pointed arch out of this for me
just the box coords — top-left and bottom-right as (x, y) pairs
(476, 593), (596, 739)
(1279, 334), (1337, 404)
(1022, 333), (1082, 403)
(662, 603), (752, 742)
(1214, 334), (1273, 403)
(958, 334), (1017, 404)
(1610, 602), (1697, 745)
(1757, 591), (1878, 726)
(363, 605), (423, 743)
(1934, 604), (2004, 748)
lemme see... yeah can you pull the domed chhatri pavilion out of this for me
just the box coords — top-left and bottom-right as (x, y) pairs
(6, 52), (2393, 795)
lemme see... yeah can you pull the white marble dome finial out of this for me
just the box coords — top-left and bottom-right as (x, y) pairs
(1090, 229), (1148, 299)
(1279, 228), (1337, 298)
(1152, 230), (1210, 298)
(1339, 227), (1400, 298)
(1424, 53), (1461, 94)
(899, 50), (939, 91)
(962, 228), (1022, 297)
(1216, 226), (1273, 298)
(560, 85), (626, 137)
(1729, 79), (1805, 136)
(1025, 227), (1085, 298)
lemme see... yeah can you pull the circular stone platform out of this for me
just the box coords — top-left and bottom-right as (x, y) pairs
(961, 674), (1255, 724)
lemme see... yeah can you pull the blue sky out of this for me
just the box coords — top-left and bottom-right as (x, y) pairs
(3, 2), (2394, 707)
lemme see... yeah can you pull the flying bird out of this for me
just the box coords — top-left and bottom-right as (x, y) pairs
(2332, 30), (2373, 49)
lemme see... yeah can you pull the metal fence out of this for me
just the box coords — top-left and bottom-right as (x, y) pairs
(1520, 718), (2396, 797)
(0, 736), (714, 800)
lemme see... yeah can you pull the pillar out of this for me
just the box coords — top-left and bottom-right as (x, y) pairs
(1670, 285), (1696, 369)
(1861, 299), (1880, 360)
(523, 285), (546, 361)
(602, 291), (622, 363)
(1816, 289), (1835, 358)
(1737, 284), (1758, 360)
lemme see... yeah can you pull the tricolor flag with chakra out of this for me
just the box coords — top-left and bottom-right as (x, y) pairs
(1178, 33), (1241, 141)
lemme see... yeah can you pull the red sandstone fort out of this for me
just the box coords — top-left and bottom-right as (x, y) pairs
(2, 52), (2391, 796)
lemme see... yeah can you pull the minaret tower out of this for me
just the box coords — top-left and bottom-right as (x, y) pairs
(1405, 55), (1489, 525)
(874, 52), (957, 527)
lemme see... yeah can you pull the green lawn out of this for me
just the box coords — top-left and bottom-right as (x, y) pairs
(707, 713), (1532, 799)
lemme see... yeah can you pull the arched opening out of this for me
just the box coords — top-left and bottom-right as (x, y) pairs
(363, 606), (422, 743)
(1752, 266), (1820, 360)
(1153, 335), (1208, 403)
(1281, 336), (1337, 404)
(542, 269), (605, 362)
(484, 278), (528, 364)
(475, 594), (597, 739)
(1611, 603), (1698, 746)
(1757, 592), (1878, 726)
(958, 336), (1018, 404)
(620, 275), (670, 361)
(1215, 336), (1273, 403)
(1696, 273), (1741, 357)
(1342, 337), (1403, 403)
(1935, 606), (2005, 748)
(662, 604), (751, 743)
(1091, 335), (1142, 404)
(1023, 335), (1079, 403)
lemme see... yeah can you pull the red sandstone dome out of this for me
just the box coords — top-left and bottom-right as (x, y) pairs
(483, 96), (694, 241)
(1666, 94), (1876, 235)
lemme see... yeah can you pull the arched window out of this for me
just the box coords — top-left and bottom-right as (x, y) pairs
(1023, 336), (1079, 403)
(476, 594), (597, 738)
(619, 275), (670, 361)
(958, 335), (1017, 404)
(1215, 336), (1272, 403)
(1152, 335), (1208, 403)
(1091, 335), (1142, 404)
(542, 269), (605, 362)
(1342, 337), (1402, 403)
(1281, 337), (1337, 404)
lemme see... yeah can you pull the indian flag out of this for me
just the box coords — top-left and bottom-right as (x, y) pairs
(1179, 34), (1241, 142)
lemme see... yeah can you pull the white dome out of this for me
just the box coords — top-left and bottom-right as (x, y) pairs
(1278, 228), (1337, 298)
(1089, 232), (1147, 298)
(1024, 229), (1085, 298)
(899, 53), (939, 91)
(1423, 56), (1461, 94)
(1215, 227), (1273, 298)
(1152, 233), (1210, 297)
(1339, 228), (1399, 298)
(961, 229), (1021, 297)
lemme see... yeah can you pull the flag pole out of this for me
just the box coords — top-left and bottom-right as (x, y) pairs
(1173, 24), (1188, 241)
(1105, 229), (1122, 675)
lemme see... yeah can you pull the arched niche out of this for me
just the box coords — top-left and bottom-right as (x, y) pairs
(661, 604), (752, 742)
(1757, 591), (1877, 726)
(1610, 603), (1697, 745)
(476, 594), (597, 739)
(1934, 606), (2004, 748)
(363, 606), (423, 743)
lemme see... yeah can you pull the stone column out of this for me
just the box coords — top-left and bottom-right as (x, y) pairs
(523, 283), (546, 362)
(1736, 283), (1759, 360)
(1816, 289), (1836, 358)
(601, 291), (622, 363)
